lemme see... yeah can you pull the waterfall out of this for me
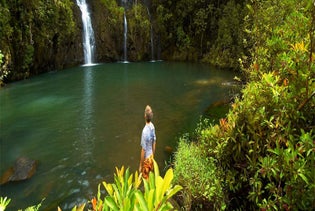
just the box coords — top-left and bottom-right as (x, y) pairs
(123, 11), (128, 62)
(76, 0), (95, 65)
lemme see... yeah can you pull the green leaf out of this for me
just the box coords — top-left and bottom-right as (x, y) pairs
(0, 197), (11, 208)
(104, 196), (119, 211)
(154, 160), (160, 179)
(155, 176), (164, 203)
(159, 202), (173, 211)
(112, 184), (123, 206)
(149, 172), (156, 190)
(166, 185), (182, 199)
(133, 170), (141, 189)
(246, 4), (254, 14)
(74, 204), (85, 211)
(161, 168), (174, 197)
(298, 173), (309, 184)
(135, 190), (149, 211)
(97, 184), (101, 200)
(103, 181), (114, 196)
(147, 189), (155, 210)
(143, 178), (150, 193)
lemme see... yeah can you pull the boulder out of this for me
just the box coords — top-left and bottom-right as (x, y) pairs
(0, 157), (37, 185)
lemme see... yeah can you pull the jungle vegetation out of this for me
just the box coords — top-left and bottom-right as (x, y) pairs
(152, 0), (248, 68)
(173, 0), (315, 210)
(0, 0), (314, 210)
(0, 0), (75, 85)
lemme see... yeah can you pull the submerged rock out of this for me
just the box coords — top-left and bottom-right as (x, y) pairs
(0, 157), (38, 185)
(164, 146), (173, 154)
(204, 100), (230, 122)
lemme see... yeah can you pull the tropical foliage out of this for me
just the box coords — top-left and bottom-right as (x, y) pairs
(0, 197), (44, 211)
(0, 197), (10, 211)
(173, 0), (315, 209)
(127, 4), (151, 60)
(0, 0), (75, 83)
(99, 0), (124, 42)
(152, 0), (248, 68)
(93, 160), (182, 211)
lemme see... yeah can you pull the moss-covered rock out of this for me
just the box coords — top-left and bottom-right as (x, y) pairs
(91, 0), (123, 62)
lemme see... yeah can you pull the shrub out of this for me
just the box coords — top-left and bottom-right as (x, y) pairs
(173, 135), (226, 210)
(221, 72), (315, 210)
(174, 0), (314, 210)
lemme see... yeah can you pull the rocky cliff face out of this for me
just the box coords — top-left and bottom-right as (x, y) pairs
(32, 4), (84, 72)
(89, 0), (122, 62)
(89, 0), (152, 62)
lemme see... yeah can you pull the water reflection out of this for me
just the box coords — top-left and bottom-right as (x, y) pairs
(65, 67), (96, 208)
(79, 66), (95, 193)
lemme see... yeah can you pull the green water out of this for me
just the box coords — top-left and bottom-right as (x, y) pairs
(0, 62), (235, 210)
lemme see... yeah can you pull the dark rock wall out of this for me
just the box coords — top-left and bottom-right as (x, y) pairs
(33, 3), (83, 72)
(89, 0), (122, 62)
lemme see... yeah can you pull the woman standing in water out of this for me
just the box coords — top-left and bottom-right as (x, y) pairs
(139, 105), (156, 179)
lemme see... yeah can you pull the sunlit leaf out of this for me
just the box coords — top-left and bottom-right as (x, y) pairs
(74, 204), (85, 211)
(147, 189), (155, 210)
(155, 176), (164, 203)
(112, 184), (122, 205)
(102, 181), (114, 196)
(153, 160), (160, 180)
(135, 191), (148, 211)
(166, 185), (182, 199)
(104, 196), (119, 211)
(161, 168), (174, 198)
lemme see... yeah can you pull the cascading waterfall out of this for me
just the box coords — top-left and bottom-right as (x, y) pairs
(123, 11), (128, 62)
(76, 0), (95, 65)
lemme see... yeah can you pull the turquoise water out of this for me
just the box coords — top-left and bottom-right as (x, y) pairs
(0, 62), (235, 210)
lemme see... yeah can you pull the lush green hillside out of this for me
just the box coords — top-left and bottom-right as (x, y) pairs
(0, 0), (78, 85)
(173, 0), (315, 209)
(152, 0), (248, 68)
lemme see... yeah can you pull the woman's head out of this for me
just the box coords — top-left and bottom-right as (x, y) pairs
(144, 105), (153, 122)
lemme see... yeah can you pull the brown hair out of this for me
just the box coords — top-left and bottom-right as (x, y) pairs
(145, 105), (153, 122)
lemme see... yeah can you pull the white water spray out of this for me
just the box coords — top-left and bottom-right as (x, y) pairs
(76, 0), (95, 65)
(123, 12), (128, 62)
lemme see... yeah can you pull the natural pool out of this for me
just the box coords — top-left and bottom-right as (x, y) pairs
(0, 62), (236, 210)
